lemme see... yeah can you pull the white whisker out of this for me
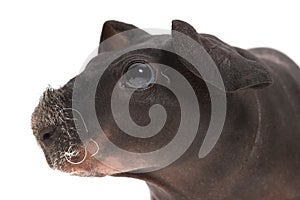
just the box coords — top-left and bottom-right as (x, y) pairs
(62, 107), (89, 133)
(64, 145), (87, 165)
(89, 139), (100, 157)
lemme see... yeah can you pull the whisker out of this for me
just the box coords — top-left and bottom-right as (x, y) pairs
(89, 139), (100, 157)
(64, 145), (87, 165)
(62, 107), (89, 133)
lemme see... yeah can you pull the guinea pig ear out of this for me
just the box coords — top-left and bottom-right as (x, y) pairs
(171, 20), (273, 93)
(98, 20), (150, 53)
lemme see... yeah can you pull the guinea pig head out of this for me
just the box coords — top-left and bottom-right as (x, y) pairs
(31, 20), (272, 177)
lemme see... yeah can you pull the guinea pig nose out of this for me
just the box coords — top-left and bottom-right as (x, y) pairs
(39, 125), (56, 142)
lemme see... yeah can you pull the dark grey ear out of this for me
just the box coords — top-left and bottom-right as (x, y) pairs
(98, 20), (150, 53)
(172, 20), (273, 92)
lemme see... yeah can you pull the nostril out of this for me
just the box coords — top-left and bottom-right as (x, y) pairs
(39, 125), (56, 142)
(41, 132), (52, 141)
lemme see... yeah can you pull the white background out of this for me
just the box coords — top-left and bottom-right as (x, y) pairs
(0, 0), (299, 199)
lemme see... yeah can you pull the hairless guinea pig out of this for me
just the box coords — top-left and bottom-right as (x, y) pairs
(31, 20), (300, 200)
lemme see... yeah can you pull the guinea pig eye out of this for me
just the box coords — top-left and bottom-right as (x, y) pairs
(123, 62), (155, 89)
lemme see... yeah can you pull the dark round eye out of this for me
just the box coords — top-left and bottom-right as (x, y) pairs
(124, 62), (155, 89)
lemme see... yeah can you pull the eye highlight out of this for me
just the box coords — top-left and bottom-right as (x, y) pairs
(123, 62), (155, 89)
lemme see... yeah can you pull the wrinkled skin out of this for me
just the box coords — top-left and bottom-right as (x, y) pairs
(31, 20), (300, 200)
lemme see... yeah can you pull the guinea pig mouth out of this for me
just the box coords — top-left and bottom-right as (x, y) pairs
(59, 146), (100, 177)
(47, 143), (121, 177)
(62, 145), (88, 165)
(32, 86), (122, 177)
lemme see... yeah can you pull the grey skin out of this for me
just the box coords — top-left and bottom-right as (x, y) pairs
(31, 20), (300, 200)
